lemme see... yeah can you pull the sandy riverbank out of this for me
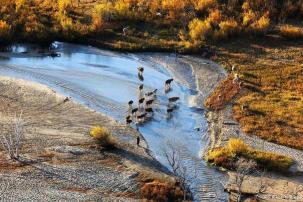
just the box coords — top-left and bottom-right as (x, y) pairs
(0, 76), (176, 201)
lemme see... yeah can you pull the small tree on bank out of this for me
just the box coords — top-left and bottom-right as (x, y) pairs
(1, 112), (25, 160)
(161, 139), (198, 201)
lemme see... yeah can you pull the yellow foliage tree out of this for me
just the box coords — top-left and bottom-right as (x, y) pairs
(58, 0), (72, 15)
(192, 0), (217, 12)
(92, 2), (116, 31)
(15, 0), (26, 11)
(0, 20), (11, 42)
(188, 18), (212, 42)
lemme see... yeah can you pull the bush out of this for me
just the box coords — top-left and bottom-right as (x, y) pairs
(204, 75), (241, 110)
(251, 150), (294, 171)
(188, 18), (212, 42)
(141, 179), (184, 202)
(92, 2), (116, 31)
(0, 20), (11, 43)
(213, 19), (239, 41)
(280, 25), (303, 39)
(207, 138), (293, 171)
(249, 13), (270, 34)
(58, 0), (73, 15)
(227, 138), (249, 155)
(192, 0), (217, 12)
(90, 126), (117, 149)
(242, 1), (271, 35)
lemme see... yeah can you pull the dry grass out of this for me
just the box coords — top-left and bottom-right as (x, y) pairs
(0, 155), (25, 171)
(280, 25), (303, 39)
(38, 150), (56, 158)
(138, 171), (186, 202)
(204, 75), (241, 110)
(206, 138), (293, 171)
(211, 34), (303, 150)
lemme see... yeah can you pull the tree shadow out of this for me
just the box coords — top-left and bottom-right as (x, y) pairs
(108, 147), (171, 174)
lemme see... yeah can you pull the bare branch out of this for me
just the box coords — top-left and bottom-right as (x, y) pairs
(1, 112), (25, 160)
(161, 139), (199, 201)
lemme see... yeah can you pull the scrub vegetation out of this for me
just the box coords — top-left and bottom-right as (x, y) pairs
(0, 0), (302, 51)
(90, 126), (117, 149)
(206, 138), (293, 171)
(209, 35), (303, 150)
(140, 179), (184, 201)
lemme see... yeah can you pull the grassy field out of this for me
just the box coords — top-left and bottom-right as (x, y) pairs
(209, 33), (303, 150)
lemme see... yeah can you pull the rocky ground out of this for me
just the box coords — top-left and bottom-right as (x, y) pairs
(0, 76), (173, 201)
(226, 172), (303, 202)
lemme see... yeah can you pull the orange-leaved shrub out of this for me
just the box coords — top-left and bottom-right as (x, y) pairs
(192, 0), (218, 12)
(0, 20), (11, 42)
(141, 179), (184, 202)
(204, 75), (241, 110)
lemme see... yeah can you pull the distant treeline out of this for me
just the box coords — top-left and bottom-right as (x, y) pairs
(0, 0), (302, 46)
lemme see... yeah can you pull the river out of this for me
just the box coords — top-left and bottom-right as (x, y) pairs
(0, 42), (227, 201)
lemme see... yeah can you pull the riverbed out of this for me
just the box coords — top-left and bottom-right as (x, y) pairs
(0, 42), (227, 201)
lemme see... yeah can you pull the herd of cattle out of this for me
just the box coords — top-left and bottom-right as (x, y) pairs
(125, 66), (180, 125)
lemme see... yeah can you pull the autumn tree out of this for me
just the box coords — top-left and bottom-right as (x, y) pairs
(0, 20), (11, 43)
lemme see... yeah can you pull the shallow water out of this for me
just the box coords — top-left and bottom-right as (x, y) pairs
(0, 42), (226, 201)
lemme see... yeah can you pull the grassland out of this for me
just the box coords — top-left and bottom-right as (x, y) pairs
(208, 33), (303, 150)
